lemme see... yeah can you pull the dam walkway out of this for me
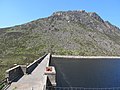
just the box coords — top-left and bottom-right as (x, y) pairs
(6, 54), (51, 90)
(2, 54), (120, 90)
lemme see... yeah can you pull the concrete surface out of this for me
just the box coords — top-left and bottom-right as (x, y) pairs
(52, 55), (120, 59)
(6, 65), (24, 83)
(7, 54), (50, 90)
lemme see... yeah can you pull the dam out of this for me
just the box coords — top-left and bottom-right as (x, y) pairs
(1, 54), (120, 90)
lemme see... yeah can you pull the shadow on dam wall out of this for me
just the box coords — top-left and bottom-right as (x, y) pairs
(50, 57), (120, 88)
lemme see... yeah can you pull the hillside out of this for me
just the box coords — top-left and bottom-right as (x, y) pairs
(0, 10), (120, 79)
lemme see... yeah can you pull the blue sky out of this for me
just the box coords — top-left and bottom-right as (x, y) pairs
(0, 0), (120, 28)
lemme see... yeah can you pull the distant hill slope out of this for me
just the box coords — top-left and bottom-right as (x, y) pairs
(1, 10), (120, 57)
(1, 10), (120, 80)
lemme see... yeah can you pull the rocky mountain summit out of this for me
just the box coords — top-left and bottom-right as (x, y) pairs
(0, 10), (120, 58)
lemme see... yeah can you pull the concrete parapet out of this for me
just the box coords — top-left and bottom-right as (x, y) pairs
(5, 54), (48, 84)
(26, 60), (39, 74)
(5, 65), (24, 83)
(5, 53), (52, 90)
(26, 54), (47, 74)
(41, 53), (52, 90)
(52, 55), (120, 59)
(20, 65), (27, 75)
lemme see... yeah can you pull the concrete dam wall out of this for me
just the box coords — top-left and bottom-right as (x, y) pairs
(5, 54), (47, 83)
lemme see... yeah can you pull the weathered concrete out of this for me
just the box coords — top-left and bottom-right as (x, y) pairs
(5, 54), (47, 85)
(5, 65), (24, 83)
(20, 65), (27, 75)
(7, 53), (50, 90)
(26, 54), (47, 74)
(44, 66), (56, 86)
(52, 55), (120, 59)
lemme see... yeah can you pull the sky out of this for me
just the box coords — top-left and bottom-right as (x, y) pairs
(0, 0), (120, 28)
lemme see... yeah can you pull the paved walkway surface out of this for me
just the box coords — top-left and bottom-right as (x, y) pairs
(7, 54), (50, 90)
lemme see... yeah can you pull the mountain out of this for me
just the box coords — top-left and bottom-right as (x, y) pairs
(1, 10), (120, 56)
(0, 10), (120, 79)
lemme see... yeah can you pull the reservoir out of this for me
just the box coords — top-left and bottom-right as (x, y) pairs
(51, 57), (120, 88)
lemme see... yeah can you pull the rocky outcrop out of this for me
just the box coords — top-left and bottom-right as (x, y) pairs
(88, 12), (104, 23)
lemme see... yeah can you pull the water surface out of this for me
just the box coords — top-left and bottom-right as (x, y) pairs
(51, 57), (120, 88)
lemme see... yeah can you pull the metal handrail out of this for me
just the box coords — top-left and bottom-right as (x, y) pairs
(0, 78), (8, 90)
(0, 78), (7, 85)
